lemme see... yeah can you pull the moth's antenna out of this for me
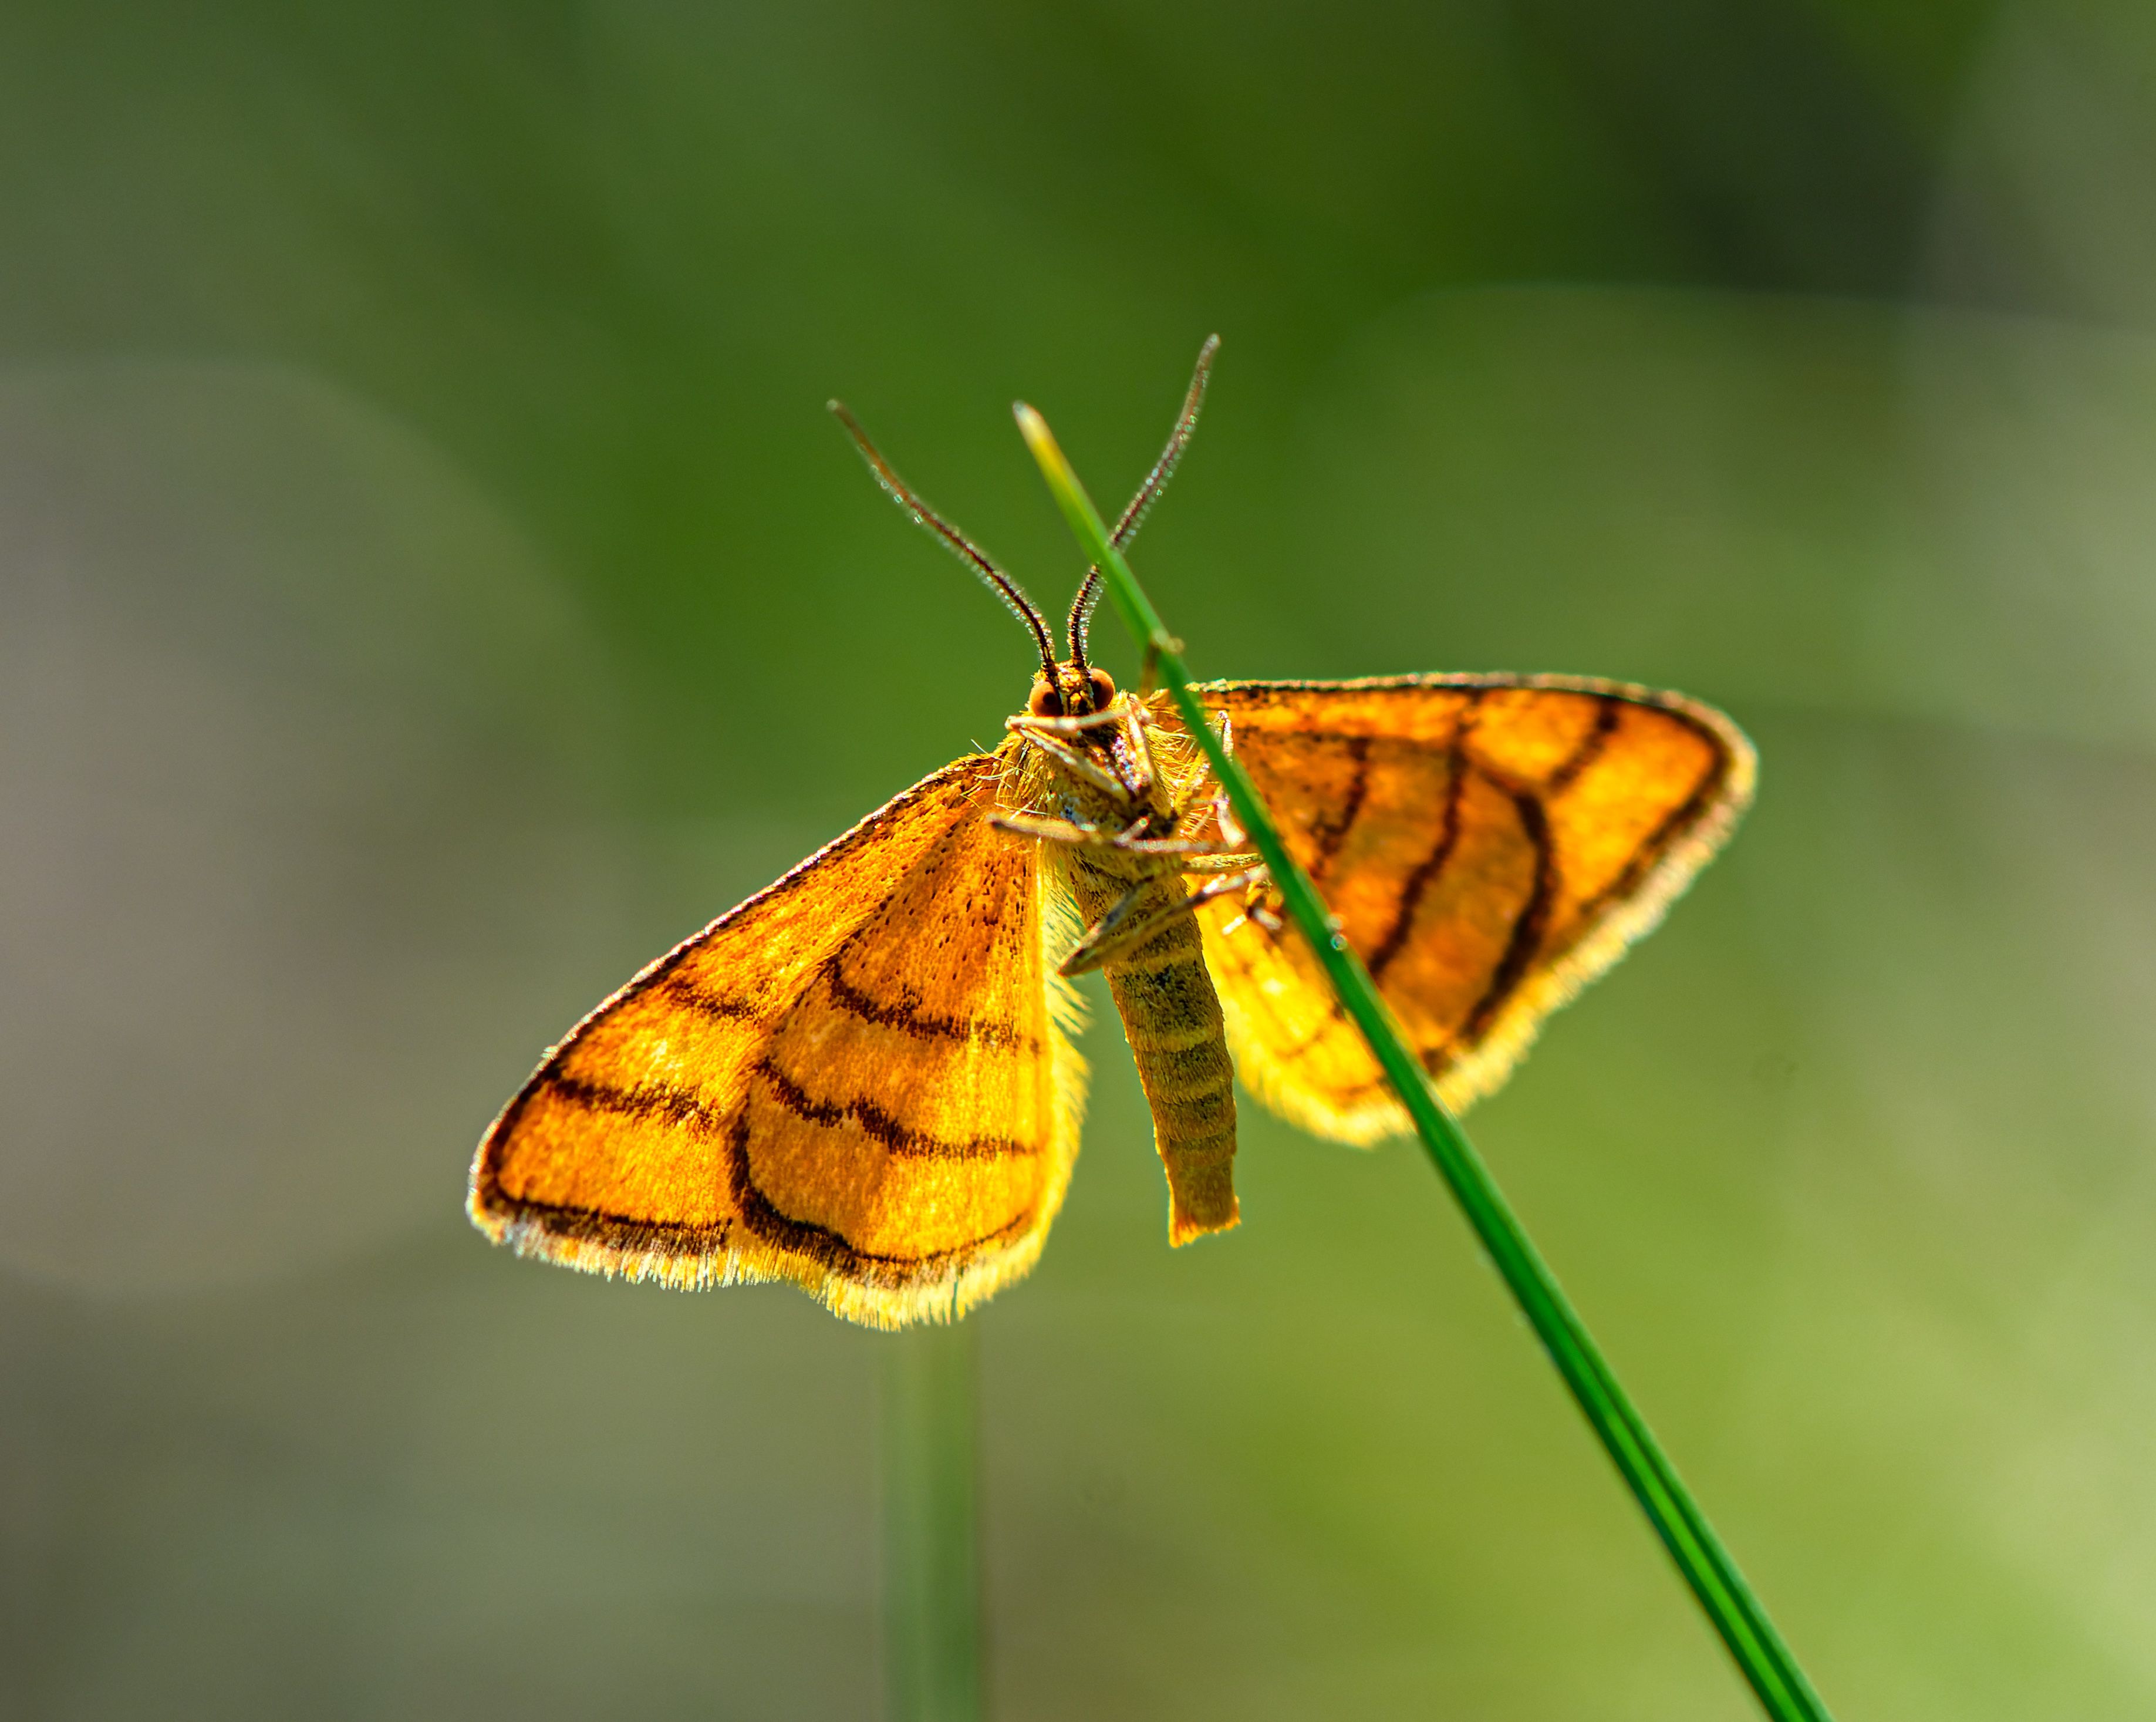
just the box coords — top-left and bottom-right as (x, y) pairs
(1112, 333), (1219, 550)
(1065, 335), (1220, 673)
(1066, 566), (1103, 681)
(830, 400), (1061, 683)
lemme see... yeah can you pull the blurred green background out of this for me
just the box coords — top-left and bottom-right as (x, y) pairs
(6, 1), (2156, 1716)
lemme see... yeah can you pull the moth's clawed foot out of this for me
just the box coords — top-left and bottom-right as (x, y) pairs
(1212, 785), (1247, 851)
(1213, 871), (1283, 938)
(1172, 714), (1242, 844)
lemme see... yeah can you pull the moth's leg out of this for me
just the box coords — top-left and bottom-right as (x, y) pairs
(1186, 707), (1234, 774)
(995, 813), (1101, 844)
(1174, 781), (1249, 852)
(1006, 723), (1135, 802)
(1060, 867), (1268, 977)
(994, 810), (1230, 859)
(1166, 711), (1245, 848)
(1213, 775), (1247, 851)
(1110, 834), (1246, 858)
(1106, 722), (1239, 852)
(991, 810), (1151, 848)
(1179, 850), (1264, 872)
(1009, 695), (1156, 803)
(1109, 744), (1237, 851)
(1116, 701), (1159, 803)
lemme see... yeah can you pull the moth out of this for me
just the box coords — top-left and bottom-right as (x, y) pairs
(469, 341), (1755, 1329)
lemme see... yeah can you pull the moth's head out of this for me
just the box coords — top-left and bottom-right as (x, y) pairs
(1028, 663), (1117, 719)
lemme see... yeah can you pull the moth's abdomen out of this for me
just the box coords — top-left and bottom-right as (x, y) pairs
(1071, 858), (1239, 1244)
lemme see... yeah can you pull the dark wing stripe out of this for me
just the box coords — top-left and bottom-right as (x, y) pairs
(1456, 790), (1559, 1043)
(662, 975), (766, 1023)
(1305, 733), (1372, 880)
(478, 1120), (1034, 1277)
(727, 1117), (1037, 1273)
(1365, 739), (1469, 981)
(753, 1057), (1037, 1161)
(486, 1194), (737, 1256)
(543, 1073), (724, 1133)
(1544, 695), (1621, 793)
(537, 1066), (1037, 1163)
(1573, 741), (1729, 923)
(824, 953), (1039, 1054)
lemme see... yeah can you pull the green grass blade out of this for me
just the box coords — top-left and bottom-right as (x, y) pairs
(883, 1322), (984, 1722)
(1015, 400), (1836, 1722)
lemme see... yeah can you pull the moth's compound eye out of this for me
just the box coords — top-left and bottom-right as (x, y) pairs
(1027, 677), (1064, 717)
(1087, 668), (1117, 707)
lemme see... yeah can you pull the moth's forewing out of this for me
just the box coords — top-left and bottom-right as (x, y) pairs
(470, 749), (1087, 1329)
(1185, 676), (1755, 1143)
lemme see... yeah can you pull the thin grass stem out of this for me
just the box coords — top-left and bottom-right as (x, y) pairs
(1014, 400), (1836, 1722)
(882, 1322), (984, 1722)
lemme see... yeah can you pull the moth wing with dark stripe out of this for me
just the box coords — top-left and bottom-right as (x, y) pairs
(1186, 676), (1755, 1144)
(469, 750), (1087, 1329)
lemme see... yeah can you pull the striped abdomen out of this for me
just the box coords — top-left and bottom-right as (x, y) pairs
(1067, 852), (1239, 1244)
